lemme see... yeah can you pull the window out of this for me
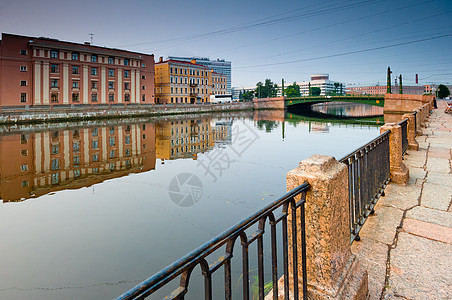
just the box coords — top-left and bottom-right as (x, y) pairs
(108, 69), (114, 77)
(20, 81), (27, 86)
(142, 85), (145, 90)
(73, 156), (80, 165)
(92, 128), (98, 136)
(51, 93), (58, 102)
(109, 137), (115, 146)
(171, 87), (173, 93)
(73, 142), (80, 152)
(109, 150), (115, 158)
(109, 94), (114, 102)
(72, 66), (79, 74)
(141, 63), (145, 67)
(91, 67), (97, 75)
(50, 50), (58, 58)
(108, 82), (114, 89)
(91, 55), (98, 62)
(92, 154), (99, 162)
(92, 140), (98, 149)
(124, 70), (130, 78)
(21, 150), (28, 156)
(109, 163), (115, 170)
(21, 164), (28, 171)
(51, 79), (59, 88)
(51, 64), (59, 73)
(93, 167), (99, 173)
(108, 57), (114, 64)
(74, 169), (81, 177)
(52, 145), (59, 154)
(142, 75), (145, 79)
(51, 173), (59, 185)
(72, 53), (79, 60)
(91, 94), (98, 102)
(72, 81), (79, 89)
(72, 93), (79, 102)
(170, 76), (173, 83)
(22, 180), (29, 187)
(20, 66), (27, 72)
(124, 59), (129, 66)
(91, 81), (98, 89)
(20, 93), (27, 102)
(124, 82), (130, 90)
(110, 127), (115, 134)
(142, 94), (146, 101)
(125, 148), (131, 156)
(124, 94), (130, 102)
(170, 67), (173, 73)
(51, 159), (59, 170)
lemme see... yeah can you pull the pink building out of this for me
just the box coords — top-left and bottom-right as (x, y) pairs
(0, 33), (155, 106)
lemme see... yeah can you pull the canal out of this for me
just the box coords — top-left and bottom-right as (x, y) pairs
(0, 103), (383, 299)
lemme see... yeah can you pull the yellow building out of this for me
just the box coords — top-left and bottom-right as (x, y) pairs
(210, 71), (227, 96)
(155, 58), (212, 104)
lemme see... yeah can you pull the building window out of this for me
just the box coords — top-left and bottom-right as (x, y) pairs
(142, 75), (145, 79)
(124, 70), (130, 78)
(51, 144), (59, 154)
(91, 55), (98, 62)
(20, 80), (27, 86)
(92, 167), (99, 173)
(21, 149), (28, 156)
(74, 169), (81, 177)
(92, 128), (98, 136)
(51, 79), (59, 88)
(108, 57), (114, 64)
(109, 150), (115, 158)
(91, 94), (98, 102)
(72, 66), (79, 74)
(142, 94), (146, 101)
(125, 148), (131, 156)
(51, 93), (58, 102)
(22, 180), (29, 187)
(108, 69), (114, 77)
(125, 136), (130, 145)
(124, 82), (130, 90)
(109, 94), (114, 102)
(91, 67), (97, 75)
(73, 156), (80, 165)
(20, 66), (27, 72)
(73, 142), (80, 152)
(141, 63), (145, 67)
(72, 81), (79, 89)
(170, 67), (173, 73)
(109, 137), (115, 146)
(20, 93), (27, 103)
(124, 59), (129, 66)
(50, 50), (58, 58)
(171, 87), (173, 93)
(108, 82), (114, 89)
(124, 94), (130, 102)
(142, 85), (145, 90)
(51, 159), (59, 170)
(91, 81), (98, 89)
(92, 154), (99, 162)
(92, 140), (98, 149)
(72, 53), (79, 60)
(72, 93), (79, 102)
(51, 64), (59, 73)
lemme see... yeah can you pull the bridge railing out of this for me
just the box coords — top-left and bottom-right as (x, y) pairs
(398, 118), (408, 155)
(339, 131), (391, 242)
(116, 183), (310, 300)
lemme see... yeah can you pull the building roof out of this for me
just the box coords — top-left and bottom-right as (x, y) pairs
(155, 59), (208, 69)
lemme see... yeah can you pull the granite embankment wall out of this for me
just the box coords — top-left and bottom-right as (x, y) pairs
(0, 102), (255, 124)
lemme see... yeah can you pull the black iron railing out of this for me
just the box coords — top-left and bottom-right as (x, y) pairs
(339, 131), (390, 243)
(398, 118), (408, 155)
(116, 183), (310, 300)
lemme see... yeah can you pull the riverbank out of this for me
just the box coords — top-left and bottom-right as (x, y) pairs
(0, 102), (255, 125)
(351, 99), (452, 299)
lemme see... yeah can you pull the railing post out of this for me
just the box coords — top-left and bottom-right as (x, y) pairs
(402, 113), (418, 150)
(380, 123), (409, 184)
(286, 154), (368, 299)
(414, 109), (422, 135)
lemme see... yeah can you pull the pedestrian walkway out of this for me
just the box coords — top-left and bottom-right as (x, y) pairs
(351, 100), (452, 299)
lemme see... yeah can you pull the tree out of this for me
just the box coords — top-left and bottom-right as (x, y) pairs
(255, 79), (278, 98)
(333, 82), (340, 94)
(242, 90), (254, 101)
(310, 87), (321, 96)
(285, 82), (301, 97)
(437, 84), (450, 99)
(239, 90), (243, 100)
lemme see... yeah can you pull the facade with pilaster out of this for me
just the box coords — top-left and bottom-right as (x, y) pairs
(0, 33), (155, 106)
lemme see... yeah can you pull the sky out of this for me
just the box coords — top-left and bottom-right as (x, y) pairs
(1, 0), (451, 88)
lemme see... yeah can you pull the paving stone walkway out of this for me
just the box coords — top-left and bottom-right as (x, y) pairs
(351, 100), (452, 300)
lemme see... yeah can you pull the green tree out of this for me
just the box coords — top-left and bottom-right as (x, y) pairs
(242, 90), (255, 101)
(285, 82), (301, 97)
(239, 90), (243, 100)
(333, 82), (339, 94)
(437, 84), (450, 99)
(255, 79), (278, 98)
(310, 87), (321, 96)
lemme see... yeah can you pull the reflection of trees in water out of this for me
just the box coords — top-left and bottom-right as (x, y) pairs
(311, 102), (383, 117)
(256, 120), (278, 132)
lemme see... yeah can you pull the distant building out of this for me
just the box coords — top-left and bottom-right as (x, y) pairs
(347, 85), (424, 95)
(168, 56), (231, 94)
(0, 33), (155, 106)
(298, 74), (345, 96)
(154, 58), (227, 104)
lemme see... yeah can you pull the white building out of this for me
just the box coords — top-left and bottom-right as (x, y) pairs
(298, 74), (345, 96)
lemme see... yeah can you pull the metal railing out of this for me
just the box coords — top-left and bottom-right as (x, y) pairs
(398, 118), (408, 155)
(339, 131), (390, 243)
(116, 183), (310, 300)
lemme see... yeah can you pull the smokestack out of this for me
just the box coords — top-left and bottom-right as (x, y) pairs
(415, 74), (419, 84)
(159, 56), (163, 63)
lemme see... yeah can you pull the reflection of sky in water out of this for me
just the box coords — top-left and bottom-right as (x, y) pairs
(0, 115), (380, 299)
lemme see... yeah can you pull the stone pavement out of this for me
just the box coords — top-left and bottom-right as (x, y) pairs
(351, 100), (452, 300)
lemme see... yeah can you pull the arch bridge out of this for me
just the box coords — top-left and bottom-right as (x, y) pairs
(285, 95), (385, 107)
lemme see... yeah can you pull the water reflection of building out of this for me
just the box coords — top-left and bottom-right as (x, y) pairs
(155, 119), (230, 160)
(311, 102), (383, 117)
(0, 124), (155, 202)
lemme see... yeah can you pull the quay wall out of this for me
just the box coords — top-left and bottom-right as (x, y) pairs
(0, 102), (254, 125)
(253, 97), (285, 110)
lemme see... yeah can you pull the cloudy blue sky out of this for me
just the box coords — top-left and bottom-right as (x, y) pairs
(1, 0), (451, 88)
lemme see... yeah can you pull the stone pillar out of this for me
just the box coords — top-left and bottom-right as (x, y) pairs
(414, 109), (422, 136)
(380, 123), (409, 184)
(286, 155), (368, 299)
(402, 113), (419, 150)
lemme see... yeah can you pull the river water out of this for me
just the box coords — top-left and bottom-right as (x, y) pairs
(0, 104), (383, 299)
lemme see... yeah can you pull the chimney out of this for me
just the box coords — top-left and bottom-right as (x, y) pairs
(159, 56), (163, 63)
(191, 59), (196, 64)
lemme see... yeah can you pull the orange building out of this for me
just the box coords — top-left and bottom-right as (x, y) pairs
(0, 123), (155, 202)
(155, 58), (222, 104)
(0, 33), (155, 106)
